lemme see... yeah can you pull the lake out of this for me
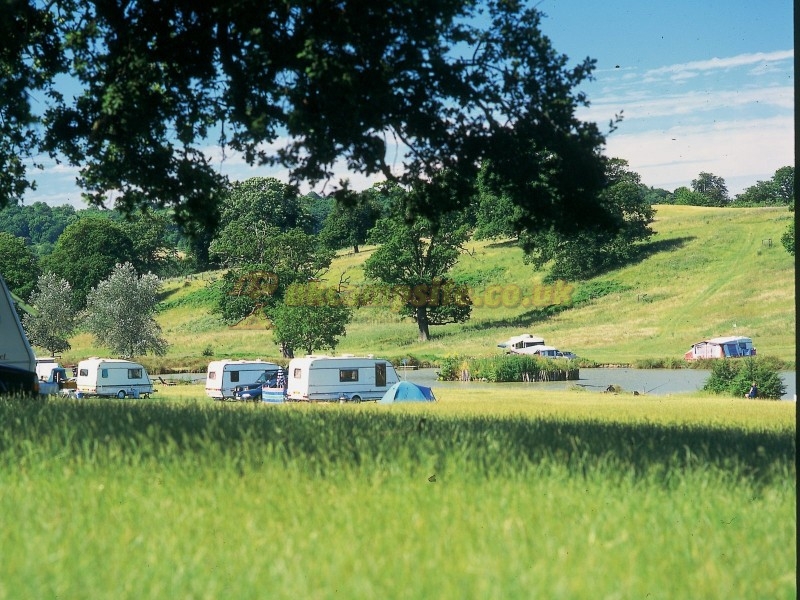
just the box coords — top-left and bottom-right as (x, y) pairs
(402, 367), (797, 400)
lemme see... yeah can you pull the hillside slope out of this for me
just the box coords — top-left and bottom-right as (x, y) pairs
(64, 205), (795, 367)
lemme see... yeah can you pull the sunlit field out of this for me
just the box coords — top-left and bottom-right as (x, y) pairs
(1, 388), (794, 599)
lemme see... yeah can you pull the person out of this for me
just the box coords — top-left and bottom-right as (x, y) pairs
(745, 381), (758, 399)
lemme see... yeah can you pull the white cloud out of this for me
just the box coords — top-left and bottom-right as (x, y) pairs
(643, 50), (794, 81)
(604, 115), (793, 194)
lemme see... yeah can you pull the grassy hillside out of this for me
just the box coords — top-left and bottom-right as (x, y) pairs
(61, 205), (795, 369)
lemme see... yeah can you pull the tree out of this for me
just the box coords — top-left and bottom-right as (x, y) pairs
(117, 210), (182, 276)
(22, 272), (78, 356)
(318, 189), (382, 253)
(0, 232), (40, 300)
(363, 206), (472, 342)
(671, 186), (712, 206)
(42, 217), (138, 305)
(521, 158), (654, 281)
(734, 166), (794, 205)
(691, 172), (729, 206)
(472, 162), (525, 241)
(209, 178), (314, 267)
(271, 283), (352, 358)
(215, 229), (335, 324)
(4, 1), (615, 240)
(83, 262), (167, 359)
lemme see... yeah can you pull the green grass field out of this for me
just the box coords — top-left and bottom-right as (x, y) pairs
(58, 204), (796, 369)
(1, 389), (795, 599)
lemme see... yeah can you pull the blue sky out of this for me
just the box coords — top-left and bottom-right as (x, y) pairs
(23, 0), (794, 207)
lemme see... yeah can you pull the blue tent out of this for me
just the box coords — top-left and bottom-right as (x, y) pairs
(378, 381), (436, 404)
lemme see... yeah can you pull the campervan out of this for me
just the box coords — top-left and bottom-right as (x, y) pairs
(205, 359), (281, 400)
(0, 274), (38, 395)
(75, 358), (153, 398)
(286, 355), (399, 402)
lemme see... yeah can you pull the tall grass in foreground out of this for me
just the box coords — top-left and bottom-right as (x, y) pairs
(0, 396), (795, 599)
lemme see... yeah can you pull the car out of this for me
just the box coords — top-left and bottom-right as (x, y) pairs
(232, 368), (286, 402)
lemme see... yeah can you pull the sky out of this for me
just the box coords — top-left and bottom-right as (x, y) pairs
(22, 0), (794, 208)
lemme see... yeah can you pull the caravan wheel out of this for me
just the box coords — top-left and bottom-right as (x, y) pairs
(350, 395), (362, 403)
(117, 390), (126, 399)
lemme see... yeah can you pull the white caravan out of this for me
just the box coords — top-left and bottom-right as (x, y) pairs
(205, 359), (281, 400)
(75, 357), (154, 399)
(0, 274), (38, 395)
(286, 355), (399, 402)
(497, 333), (546, 354)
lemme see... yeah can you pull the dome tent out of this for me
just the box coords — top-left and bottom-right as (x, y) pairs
(378, 381), (435, 404)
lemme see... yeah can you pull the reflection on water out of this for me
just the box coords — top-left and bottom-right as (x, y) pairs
(402, 368), (797, 400)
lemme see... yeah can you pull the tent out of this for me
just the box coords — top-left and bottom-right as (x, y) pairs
(378, 381), (435, 404)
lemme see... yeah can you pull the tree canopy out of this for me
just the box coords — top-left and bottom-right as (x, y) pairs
(364, 207), (472, 341)
(83, 262), (167, 358)
(43, 217), (138, 304)
(3, 0), (615, 237)
(0, 232), (40, 300)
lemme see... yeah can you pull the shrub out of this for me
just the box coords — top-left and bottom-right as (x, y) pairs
(703, 358), (786, 399)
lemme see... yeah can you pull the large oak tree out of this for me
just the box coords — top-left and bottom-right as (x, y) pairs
(3, 0), (616, 238)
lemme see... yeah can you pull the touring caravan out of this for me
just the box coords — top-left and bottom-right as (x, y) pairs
(75, 358), (154, 398)
(0, 274), (38, 395)
(287, 355), (399, 402)
(498, 333), (546, 354)
(684, 336), (756, 361)
(205, 359), (281, 400)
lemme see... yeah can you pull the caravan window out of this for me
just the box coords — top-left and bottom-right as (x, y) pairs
(101, 368), (108, 378)
(79, 368), (88, 377)
(293, 368), (302, 378)
(230, 371), (240, 382)
(339, 369), (359, 382)
(128, 368), (142, 379)
(208, 371), (217, 381)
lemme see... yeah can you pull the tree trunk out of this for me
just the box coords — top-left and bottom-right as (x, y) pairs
(280, 342), (294, 359)
(353, 245), (359, 253)
(416, 306), (429, 341)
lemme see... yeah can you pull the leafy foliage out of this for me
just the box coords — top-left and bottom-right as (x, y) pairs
(521, 159), (654, 281)
(691, 172), (729, 206)
(215, 229), (335, 324)
(6, 1), (613, 239)
(318, 188), (382, 253)
(0, 232), (40, 300)
(703, 358), (786, 399)
(364, 204), (472, 341)
(22, 272), (78, 356)
(43, 217), (138, 305)
(209, 178), (314, 267)
(83, 262), (167, 358)
(733, 166), (794, 206)
(271, 283), (352, 357)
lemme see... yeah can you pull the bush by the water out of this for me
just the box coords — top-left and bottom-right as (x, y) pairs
(703, 357), (786, 399)
(439, 354), (578, 382)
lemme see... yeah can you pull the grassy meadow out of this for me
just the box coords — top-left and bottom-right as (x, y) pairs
(0, 388), (795, 599)
(7, 204), (795, 598)
(59, 204), (796, 369)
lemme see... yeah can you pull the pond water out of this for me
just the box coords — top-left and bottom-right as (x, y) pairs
(402, 367), (797, 400)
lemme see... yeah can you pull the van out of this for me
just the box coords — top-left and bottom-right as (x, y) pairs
(205, 359), (281, 400)
(287, 355), (399, 402)
(75, 357), (153, 399)
(0, 274), (38, 395)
